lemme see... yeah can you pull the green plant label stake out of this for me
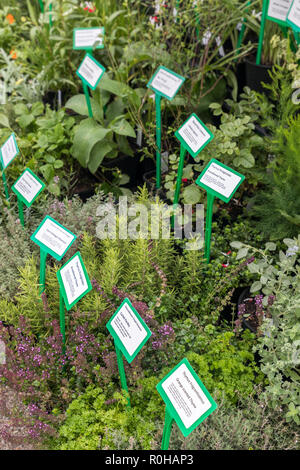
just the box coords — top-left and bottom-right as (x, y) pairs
(157, 358), (217, 450)
(147, 66), (185, 190)
(76, 53), (106, 119)
(0, 133), (19, 202)
(73, 27), (105, 51)
(106, 298), (152, 408)
(11, 168), (45, 228)
(38, 0), (44, 13)
(173, 114), (214, 220)
(287, 0), (300, 33)
(57, 251), (92, 352)
(31, 215), (76, 294)
(195, 159), (245, 263)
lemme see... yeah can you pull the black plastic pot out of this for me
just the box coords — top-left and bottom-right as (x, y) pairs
(142, 170), (168, 201)
(101, 154), (139, 188)
(244, 59), (272, 94)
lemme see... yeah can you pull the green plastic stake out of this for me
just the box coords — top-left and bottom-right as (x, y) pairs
(161, 408), (174, 450)
(39, 248), (47, 294)
(256, 0), (269, 65)
(49, 3), (53, 29)
(171, 144), (187, 227)
(59, 289), (66, 354)
(115, 342), (131, 409)
(38, 0), (44, 13)
(204, 192), (215, 264)
(82, 81), (93, 118)
(155, 92), (162, 189)
(17, 197), (25, 228)
(1, 165), (9, 202)
(173, 144), (187, 208)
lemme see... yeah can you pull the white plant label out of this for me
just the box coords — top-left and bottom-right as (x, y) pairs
(199, 161), (242, 199)
(178, 115), (211, 154)
(161, 363), (211, 429)
(34, 218), (75, 257)
(13, 170), (42, 204)
(1, 134), (18, 168)
(74, 28), (104, 49)
(287, 0), (300, 28)
(110, 302), (147, 356)
(151, 68), (184, 100)
(59, 254), (88, 305)
(267, 0), (293, 22)
(77, 55), (104, 88)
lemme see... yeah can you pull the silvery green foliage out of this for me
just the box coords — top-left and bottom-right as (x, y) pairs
(230, 236), (300, 424)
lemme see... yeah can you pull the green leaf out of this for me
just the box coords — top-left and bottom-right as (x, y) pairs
(71, 118), (111, 168)
(65, 94), (102, 122)
(236, 247), (249, 259)
(48, 182), (60, 196)
(230, 241), (243, 249)
(40, 163), (54, 182)
(182, 184), (201, 204)
(31, 102), (44, 116)
(265, 242), (276, 251)
(0, 113), (9, 128)
(250, 281), (262, 293)
(15, 103), (29, 116)
(54, 160), (64, 169)
(18, 114), (35, 129)
(234, 149), (255, 168)
(88, 141), (114, 174)
(110, 118), (136, 138)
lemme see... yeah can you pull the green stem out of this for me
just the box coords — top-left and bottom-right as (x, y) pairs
(171, 144), (187, 227)
(161, 408), (174, 450)
(155, 93), (162, 190)
(83, 82), (93, 118)
(59, 289), (66, 354)
(1, 166), (9, 202)
(17, 197), (25, 228)
(204, 192), (215, 264)
(39, 248), (47, 294)
(256, 0), (269, 65)
(115, 343), (131, 409)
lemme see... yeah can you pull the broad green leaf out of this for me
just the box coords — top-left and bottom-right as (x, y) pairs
(71, 118), (111, 168)
(65, 94), (102, 122)
(110, 118), (136, 138)
(182, 184), (201, 204)
(18, 114), (35, 129)
(88, 141), (114, 174)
